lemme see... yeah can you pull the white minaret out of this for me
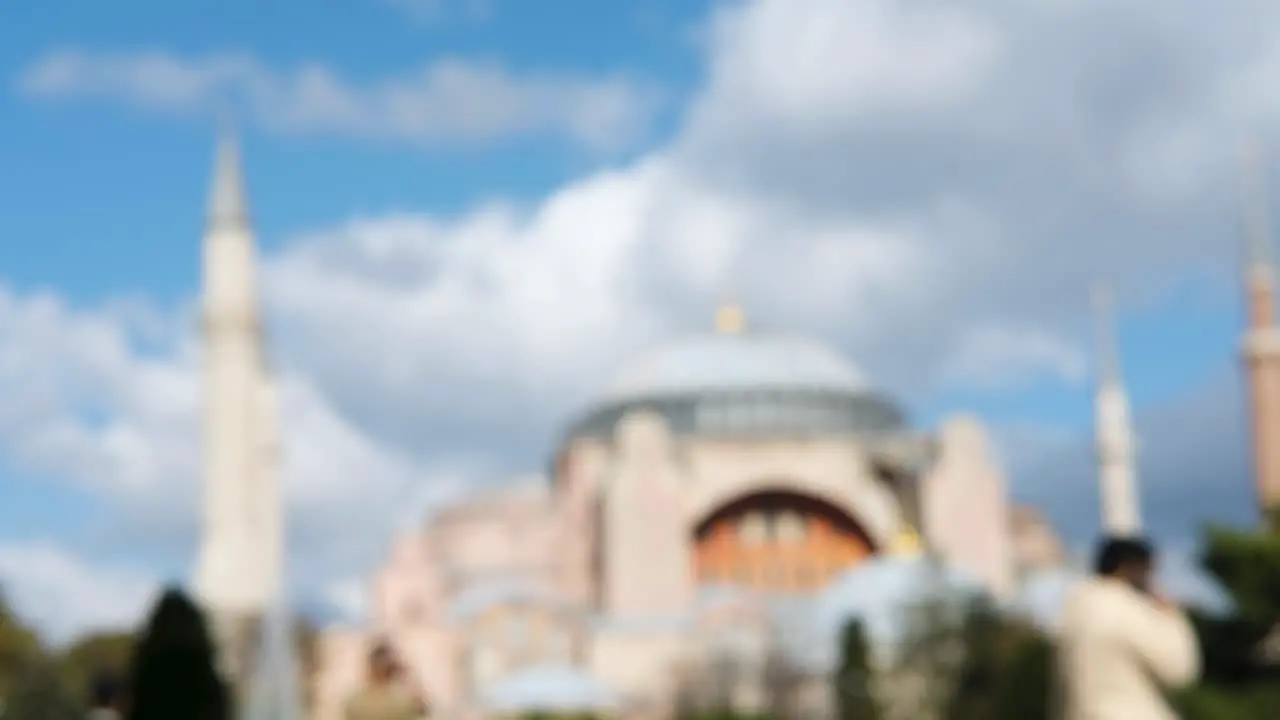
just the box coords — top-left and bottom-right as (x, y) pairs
(1092, 284), (1142, 537)
(193, 129), (283, 687)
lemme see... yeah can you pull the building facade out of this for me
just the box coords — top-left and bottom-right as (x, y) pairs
(309, 316), (1021, 719)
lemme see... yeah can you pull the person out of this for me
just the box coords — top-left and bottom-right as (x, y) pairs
(344, 642), (429, 720)
(1058, 536), (1201, 720)
(86, 671), (125, 720)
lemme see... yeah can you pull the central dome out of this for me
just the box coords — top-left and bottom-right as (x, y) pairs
(603, 332), (867, 403)
(564, 329), (906, 442)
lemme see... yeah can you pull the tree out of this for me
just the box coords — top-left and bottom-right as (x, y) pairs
(834, 618), (881, 720)
(990, 625), (1052, 720)
(943, 598), (1004, 720)
(893, 587), (967, 719)
(293, 617), (319, 715)
(1199, 526), (1280, 626)
(0, 591), (43, 702)
(2, 658), (81, 720)
(1170, 522), (1280, 719)
(57, 631), (136, 705)
(127, 587), (229, 720)
(761, 648), (803, 720)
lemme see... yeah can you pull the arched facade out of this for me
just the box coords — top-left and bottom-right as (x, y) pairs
(692, 490), (876, 593)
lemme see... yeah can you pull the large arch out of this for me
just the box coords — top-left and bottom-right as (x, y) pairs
(691, 490), (877, 593)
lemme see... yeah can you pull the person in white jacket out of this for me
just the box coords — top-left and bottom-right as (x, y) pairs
(1058, 537), (1201, 720)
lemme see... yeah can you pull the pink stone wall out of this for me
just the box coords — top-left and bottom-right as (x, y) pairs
(921, 416), (1013, 600)
(311, 630), (369, 720)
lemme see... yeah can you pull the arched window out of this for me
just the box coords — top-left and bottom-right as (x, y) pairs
(694, 492), (873, 593)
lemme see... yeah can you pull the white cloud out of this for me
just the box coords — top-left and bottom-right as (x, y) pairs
(18, 50), (658, 152)
(0, 542), (158, 645)
(0, 286), (199, 499)
(691, 0), (1000, 132)
(0, 285), (459, 618)
(940, 325), (1089, 391)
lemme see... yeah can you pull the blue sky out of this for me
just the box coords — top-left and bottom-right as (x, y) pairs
(0, 0), (1270, 639)
(0, 0), (699, 303)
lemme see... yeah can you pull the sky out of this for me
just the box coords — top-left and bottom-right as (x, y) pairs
(0, 0), (1271, 643)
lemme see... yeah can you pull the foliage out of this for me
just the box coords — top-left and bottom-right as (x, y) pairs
(837, 589), (1053, 720)
(1198, 525), (1280, 622)
(989, 626), (1053, 720)
(57, 631), (136, 705)
(1171, 521), (1280, 718)
(1, 658), (81, 720)
(834, 618), (882, 720)
(293, 616), (320, 715)
(926, 597), (1053, 720)
(675, 707), (773, 712)
(0, 592), (43, 701)
(127, 586), (229, 720)
(1173, 681), (1280, 720)
(943, 598), (1003, 720)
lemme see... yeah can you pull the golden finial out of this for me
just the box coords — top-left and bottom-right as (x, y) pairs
(715, 301), (746, 335)
(890, 525), (924, 557)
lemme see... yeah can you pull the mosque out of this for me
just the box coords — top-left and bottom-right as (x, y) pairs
(189, 131), (1213, 720)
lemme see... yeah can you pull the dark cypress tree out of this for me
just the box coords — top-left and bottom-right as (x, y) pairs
(835, 618), (882, 720)
(992, 627), (1053, 720)
(127, 587), (229, 720)
(943, 598), (1004, 720)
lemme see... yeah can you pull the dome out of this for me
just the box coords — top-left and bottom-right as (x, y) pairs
(771, 556), (982, 672)
(603, 332), (866, 403)
(566, 330), (906, 441)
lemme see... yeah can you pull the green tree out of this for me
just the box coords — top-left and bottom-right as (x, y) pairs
(127, 587), (228, 720)
(0, 591), (43, 702)
(991, 625), (1052, 720)
(834, 618), (882, 720)
(1170, 522), (1280, 719)
(2, 658), (80, 720)
(943, 598), (1004, 720)
(57, 630), (136, 705)
(293, 616), (319, 715)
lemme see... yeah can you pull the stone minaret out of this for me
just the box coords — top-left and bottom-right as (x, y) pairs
(1241, 145), (1280, 517)
(1092, 285), (1142, 537)
(193, 130), (283, 691)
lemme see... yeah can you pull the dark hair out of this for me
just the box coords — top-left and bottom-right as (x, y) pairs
(1094, 536), (1154, 575)
(371, 640), (400, 672)
(370, 640), (394, 663)
(90, 671), (123, 708)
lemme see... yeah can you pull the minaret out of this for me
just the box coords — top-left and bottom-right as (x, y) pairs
(193, 129), (282, 690)
(1092, 285), (1142, 537)
(1240, 143), (1280, 517)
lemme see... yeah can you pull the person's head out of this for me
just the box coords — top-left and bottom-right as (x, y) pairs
(89, 671), (123, 710)
(368, 641), (400, 684)
(1094, 536), (1156, 591)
